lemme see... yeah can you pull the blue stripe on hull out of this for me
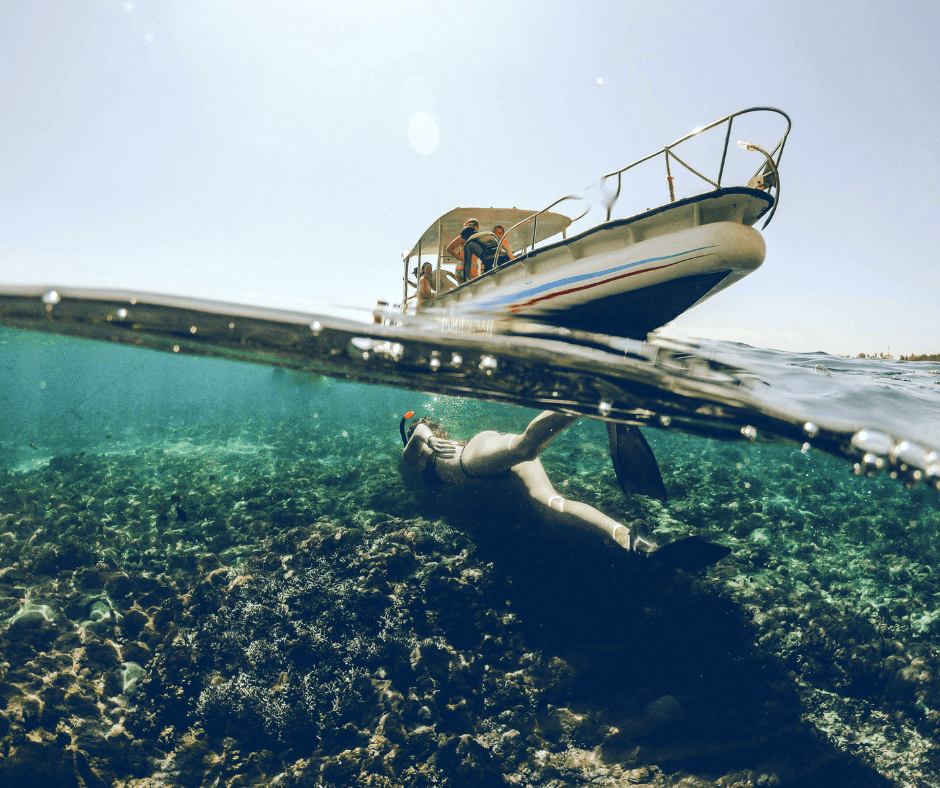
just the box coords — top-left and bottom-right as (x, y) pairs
(471, 245), (717, 311)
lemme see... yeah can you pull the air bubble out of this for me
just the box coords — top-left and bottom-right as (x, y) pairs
(42, 290), (60, 305)
(190, 326), (197, 334)
(361, 340), (403, 362)
(891, 440), (930, 470)
(801, 443), (810, 454)
(660, 415), (672, 427)
(851, 429), (893, 455)
(229, 322), (235, 329)
(598, 401), (612, 416)
(310, 321), (322, 336)
(451, 354), (463, 366)
(173, 345), (180, 353)
(479, 355), (497, 374)
(892, 440), (911, 456)
(429, 358), (441, 371)
(117, 308), (128, 319)
(803, 422), (819, 438)
(741, 425), (757, 440)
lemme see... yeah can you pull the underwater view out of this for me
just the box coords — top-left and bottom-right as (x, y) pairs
(0, 307), (939, 788)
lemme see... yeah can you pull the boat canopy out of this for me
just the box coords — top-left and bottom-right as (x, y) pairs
(405, 207), (572, 260)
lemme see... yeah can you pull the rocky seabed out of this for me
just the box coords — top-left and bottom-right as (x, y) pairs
(0, 429), (938, 788)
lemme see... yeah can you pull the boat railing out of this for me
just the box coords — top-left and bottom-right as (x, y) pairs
(502, 106), (791, 260)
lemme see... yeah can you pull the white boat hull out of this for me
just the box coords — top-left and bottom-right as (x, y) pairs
(425, 188), (771, 338)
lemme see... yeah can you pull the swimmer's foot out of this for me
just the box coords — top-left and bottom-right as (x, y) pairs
(653, 535), (732, 571)
(614, 521), (730, 569)
(614, 519), (659, 557)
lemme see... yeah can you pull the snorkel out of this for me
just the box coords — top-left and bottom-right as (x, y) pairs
(400, 411), (416, 446)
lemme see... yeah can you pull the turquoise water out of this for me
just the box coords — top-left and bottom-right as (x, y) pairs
(1, 324), (938, 787)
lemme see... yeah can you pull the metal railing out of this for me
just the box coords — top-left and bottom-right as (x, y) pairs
(503, 107), (791, 261)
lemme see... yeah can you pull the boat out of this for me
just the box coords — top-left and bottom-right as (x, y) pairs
(394, 107), (791, 339)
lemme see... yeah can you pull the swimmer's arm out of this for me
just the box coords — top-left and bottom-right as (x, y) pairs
(427, 437), (457, 458)
(402, 423), (433, 466)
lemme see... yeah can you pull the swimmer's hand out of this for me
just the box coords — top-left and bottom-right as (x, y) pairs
(427, 437), (458, 458)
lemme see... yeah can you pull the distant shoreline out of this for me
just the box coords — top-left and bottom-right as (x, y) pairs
(849, 352), (940, 361)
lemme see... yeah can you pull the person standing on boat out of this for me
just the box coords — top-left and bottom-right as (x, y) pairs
(446, 219), (481, 283)
(463, 226), (512, 275)
(400, 409), (660, 555)
(454, 257), (479, 283)
(452, 240), (479, 283)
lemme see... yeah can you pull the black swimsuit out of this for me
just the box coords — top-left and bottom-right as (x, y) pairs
(421, 456), (445, 486)
(417, 437), (512, 486)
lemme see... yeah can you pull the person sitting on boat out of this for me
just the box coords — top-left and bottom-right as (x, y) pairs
(400, 409), (659, 556)
(417, 262), (437, 306)
(492, 225), (515, 261)
(417, 262), (459, 306)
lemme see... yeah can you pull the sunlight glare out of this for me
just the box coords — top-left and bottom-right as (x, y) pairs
(408, 112), (440, 156)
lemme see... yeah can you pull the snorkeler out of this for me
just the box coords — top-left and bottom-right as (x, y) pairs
(401, 409), (660, 555)
(400, 410), (732, 569)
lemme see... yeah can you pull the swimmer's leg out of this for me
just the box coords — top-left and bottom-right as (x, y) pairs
(511, 460), (656, 555)
(461, 411), (578, 476)
(513, 410), (580, 459)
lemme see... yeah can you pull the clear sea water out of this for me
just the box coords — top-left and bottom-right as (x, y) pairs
(1, 297), (939, 786)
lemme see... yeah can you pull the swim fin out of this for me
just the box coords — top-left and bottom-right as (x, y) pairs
(606, 422), (667, 501)
(651, 535), (731, 571)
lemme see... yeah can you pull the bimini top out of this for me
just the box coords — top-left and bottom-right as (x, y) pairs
(405, 207), (572, 259)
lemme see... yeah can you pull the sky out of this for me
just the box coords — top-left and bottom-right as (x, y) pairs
(1, 0), (938, 356)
